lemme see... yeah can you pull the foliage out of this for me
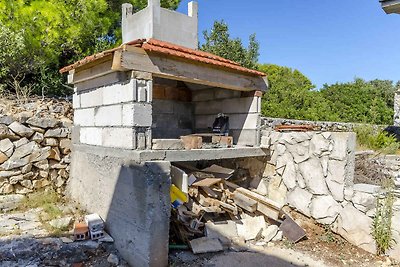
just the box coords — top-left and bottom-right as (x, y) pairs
(372, 179), (395, 255)
(200, 20), (260, 69)
(0, 0), (180, 96)
(354, 125), (400, 154)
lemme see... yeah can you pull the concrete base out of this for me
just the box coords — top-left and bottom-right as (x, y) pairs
(67, 146), (171, 267)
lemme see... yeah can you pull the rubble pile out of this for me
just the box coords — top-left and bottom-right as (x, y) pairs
(169, 163), (306, 254)
(0, 97), (72, 195)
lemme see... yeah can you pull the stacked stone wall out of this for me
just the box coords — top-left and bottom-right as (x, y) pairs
(0, 98), (72, 195)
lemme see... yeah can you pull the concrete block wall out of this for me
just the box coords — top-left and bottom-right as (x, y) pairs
(73, 77), (153, 150)
(192, 88), (261, 146)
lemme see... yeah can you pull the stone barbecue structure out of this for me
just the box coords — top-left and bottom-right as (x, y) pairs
(60, 1), (268, 266)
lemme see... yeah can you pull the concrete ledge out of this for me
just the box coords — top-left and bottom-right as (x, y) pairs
(73, 144), (269, 162)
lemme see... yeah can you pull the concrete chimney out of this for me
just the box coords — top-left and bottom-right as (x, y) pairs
(122, 1), (199, 49)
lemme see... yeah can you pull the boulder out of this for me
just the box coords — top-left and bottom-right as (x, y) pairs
(330, 132), (356, 161)
(0, 138), (14, 157)
(0, 157), (30, 170)
(26, 116), (59, 129)
(352, 191), (376, 213)
(29, 147), (51, 163)
(299, 157), (329, 195)
(388, 210), (400, 261)
(0, 115), (14, 125)
(334, 203), (376, 254)
(44, 128), (69, 138)
(14, 137), (29, 148)
(310, 195), (341, 224)
(310, 133), (330, 157)
(11, 141), (39, 160)
(237, 216), (266, 241)
(30, 132), (44, 143)
(8, 121), (34, 138)
(287, 187), (313, 217)
(0, 183), (14, 194)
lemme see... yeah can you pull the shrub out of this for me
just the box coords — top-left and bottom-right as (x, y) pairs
(354, 125), (400, 154)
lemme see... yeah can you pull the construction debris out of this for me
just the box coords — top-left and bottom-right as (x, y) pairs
(169, 163), (306, 254)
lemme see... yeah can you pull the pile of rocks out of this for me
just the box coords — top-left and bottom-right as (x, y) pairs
(0, 97), (72, 195)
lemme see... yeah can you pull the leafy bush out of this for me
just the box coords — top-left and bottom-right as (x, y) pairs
(354, 125), (400, 154)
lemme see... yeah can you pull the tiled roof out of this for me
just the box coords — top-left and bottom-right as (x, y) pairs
(60, 39), (265, 77)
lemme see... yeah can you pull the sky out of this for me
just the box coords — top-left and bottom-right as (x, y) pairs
(177, 0), (400, 89)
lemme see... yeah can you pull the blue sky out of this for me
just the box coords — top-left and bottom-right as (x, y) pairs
(177, 0), (400, 89)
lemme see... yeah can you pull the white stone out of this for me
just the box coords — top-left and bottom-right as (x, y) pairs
(326, 160), (346, 184)
(352, 191), (376, 212)
(49, 217), (72, 229)
(122, 103), (152, 127)
(344, 186), (354, 201)
(0, 139), (14, 157)
(281, 160), (297, 190)
(255, 178), (268, 196)
(262, 224), (279, 242)
(388, 210), (400, 261)
(190, 237), (223, 254)
(353, 183), (382, 194)
(330, 132), (356, 161)
(8, 121), (34, 138)
(74, 108), (95, 126)
(286, 144), (310, 163)
(310, 133), (330, 157)
(326, 178), (344, 202)
(237, 216), (266, 241)
(14, 137), (29, 148)
(310, 195), (341, 224)
(267, 175), (287, 206)
(293, 132), (311, 143)
(205, 221), (238, 239)
(44, 128), (69, 138)
(94, 105), (122, 127)
(0, 194), (25, 211)
(276, 143), (286, 156)
(299, 157), (329, 195)
(334, 203), (376, 254)
(31, 132), (44, 143)
(287, 187), (313, 217)
(107, 253), (119, 265)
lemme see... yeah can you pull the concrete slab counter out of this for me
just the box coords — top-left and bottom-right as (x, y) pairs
(61, 1), (268, 266)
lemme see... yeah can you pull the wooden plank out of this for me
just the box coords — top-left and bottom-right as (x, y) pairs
(257, 202), (280, 221)
(74, 72), (127, 91)
(232, 192), (257, 213)
(117, 47), (267, 92)
(192, 178), (222, 187)
(72, 56), (115, 84)
(200, 187), (219, 198)
(201, 164), (234, 179)
(181, 135), (202, 150)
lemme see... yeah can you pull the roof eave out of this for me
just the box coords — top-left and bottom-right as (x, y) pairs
(381, 0), (400, 14)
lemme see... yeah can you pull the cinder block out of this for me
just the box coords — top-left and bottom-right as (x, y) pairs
(194, 97), (258, 115)
(80, 127), (102, 146)
(122, 103), (152, 127)
(137, 79), (152, 102)
(80, 88), (104, 108)
(72, 93), (81, 109)
(102, 128), (135, 149)
(74, 108), (95, 127)
(103, 79), (137, 105)
(228, 113), (260, 129)
(94, 105), (122, 127)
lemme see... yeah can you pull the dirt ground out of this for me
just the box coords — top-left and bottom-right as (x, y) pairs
(169, 211), (398, 267)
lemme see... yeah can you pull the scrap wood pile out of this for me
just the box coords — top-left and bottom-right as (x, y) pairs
(169, 163), (306, 254)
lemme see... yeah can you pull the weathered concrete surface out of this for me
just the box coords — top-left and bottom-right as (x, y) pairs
(68, 146), (171, 267)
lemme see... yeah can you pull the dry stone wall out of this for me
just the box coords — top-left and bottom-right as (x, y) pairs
(0, 98), (72, 195)
(259, 129), (400, 258)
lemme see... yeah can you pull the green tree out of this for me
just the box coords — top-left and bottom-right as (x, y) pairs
(200, 20), (260, 69)
(0, 0), (180, 96)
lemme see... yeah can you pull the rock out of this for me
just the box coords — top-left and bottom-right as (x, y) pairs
(12, 141), (39, 160)
(310, 133), (330, 157)
(334, 203), (376, 254)
(287, 187), (313, 217)
(352, 191), (376, 213)
(20, 180), (33, 189)
(59, 138), (71, 154)
(286, 143), (310, 163)
(49, 217), (72, 229)
(330, 132), (356, 161)
(107, 253), (119, 265)
(14, 184), (32, 194)
(326, 160), (346, 184)
(237, 216), (266, 241)
(0, 170), (21, 178)
(29, 147), (51, 162)
(282, 160), (297, 190)
(30, 132), (44, 142)
(49, 147), (61, 161)
(267, 175), (287, 206)
(326, 178), (344, 202)
(0, 151), (8, 164)
(0, 138), (14, 157)
(39, 170), (49, 178)
(205, 221), (238, 240)
(14, 137), (29, 148)
(9, 175), (24, 184)
(272, 230), (283, 241)
(33, 179), (51, 189)
(0, 183), (14, 194)
(34, 159), (49, 170)
(262, 225), (279, 242)
(49, 160), (67, 169)
(190, 237), (223, 254)
(0, 157), (30, 170)
(16, 111), (33, 123)
(21, 163), (32, 174)
(60, 237), (74, 243)
(55, 176), (65, 187)
(310, 195), (341, 224)
(299, 157), (329, 195)
(26, 116), (59, 129)
(44, 128), (69, 138)
(0, 194), (25, 211)
(8, 121), (34, 138)
(0, 115), (14, 125)
(353, 183), (382, 194)
(0, 124), (17, 139)
(344, 186), (354, 201)
(388, 211), (400, 261)
(43, 138), (58, 147)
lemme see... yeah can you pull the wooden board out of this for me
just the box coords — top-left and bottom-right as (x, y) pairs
(192, 178), (222, 187)
(180, 135), (202, 150)
(201, 164), (234, 179)
(232, 192), (257, 213)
